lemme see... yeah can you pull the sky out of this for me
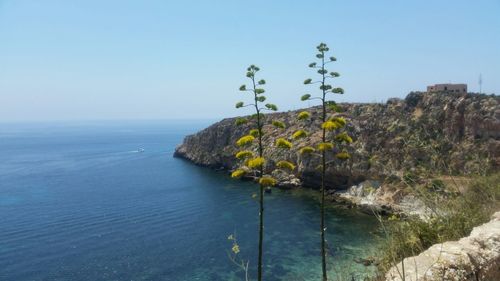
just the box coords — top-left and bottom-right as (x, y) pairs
(1, 0), (499, 122)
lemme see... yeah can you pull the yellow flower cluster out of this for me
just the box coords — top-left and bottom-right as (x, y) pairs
(321, 120), (340, 131)
(335, 132), (353, 143)
(259, 176), (277, 187)
(297, 111), (310, 120)
(232, 244), (240, 254)
(277, 160), (295, 171)
(246, 157), (265, 168)
(231, 169), (245, 178)
(292, 130), (307, 140)
(249, 129), (260, 137)
(276, 138), (292, 149)
(300, 146), (315, 154)
(236, 135), (255, 146)
(235, 150), (254, 159)
(336, 151), (351, 160)
(272, 120), (285, 129)
(330, 117), (347, 127)
(317, 142), (334, 151)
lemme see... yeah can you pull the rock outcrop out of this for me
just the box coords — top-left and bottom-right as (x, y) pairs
(174, 92), (499, 190)
(385, 211), (500, 281)
(331, 180), (432, 218)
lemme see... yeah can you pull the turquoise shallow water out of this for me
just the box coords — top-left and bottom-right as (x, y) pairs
(0, 121), (381, 281)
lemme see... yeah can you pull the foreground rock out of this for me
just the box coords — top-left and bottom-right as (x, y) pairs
(385, 212), (500, 281)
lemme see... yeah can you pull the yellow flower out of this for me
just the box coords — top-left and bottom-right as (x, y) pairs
(276, 138), (292, 149)
(259, 176), (277, 187)
(336, 151), (351, 160)
(236, 135), (255, 146)
(297, 111), (310, 120)
(249, 129), (260, 137)
(272, 120), (286, 129)
(277, 160), (295, 171)
(235, 150), (254, 159)
(231, 169), (245, 178)
(247, 157), (265, 168)
(335, 132), (353, 143)
(330, 117), (347, 127)
(292, 130), (307, 140)
(321, 120), (339, 131)
(317, 142), (334, 151)
(232, 244), (240, 254)
(300, 146), (315, 154)
(227, 234), (234, 240)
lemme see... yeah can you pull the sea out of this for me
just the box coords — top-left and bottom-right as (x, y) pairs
(0, 121), (381, 281)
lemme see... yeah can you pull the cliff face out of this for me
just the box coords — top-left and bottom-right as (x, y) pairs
(174, 92), (499, 189)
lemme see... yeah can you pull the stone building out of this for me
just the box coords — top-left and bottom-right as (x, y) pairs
(427, 84), (467, 94)
(427, 83), (467, 94)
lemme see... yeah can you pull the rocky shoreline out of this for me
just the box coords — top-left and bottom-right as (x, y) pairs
(328, 180), (430, 217)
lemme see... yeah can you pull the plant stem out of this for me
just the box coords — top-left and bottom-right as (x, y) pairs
(320, 51), (328, 281)
(252, 76), (264, 281)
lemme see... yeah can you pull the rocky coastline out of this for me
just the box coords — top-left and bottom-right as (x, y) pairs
(174, 92), (499, 216)
(174, 91), (499, 280)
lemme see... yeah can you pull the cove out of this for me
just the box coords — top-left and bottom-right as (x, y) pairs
(0, 121), (381, 281)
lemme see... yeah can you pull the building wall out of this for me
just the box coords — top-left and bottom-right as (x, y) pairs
(427, 84), (467, 94)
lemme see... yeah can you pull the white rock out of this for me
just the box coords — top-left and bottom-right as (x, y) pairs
(386, 211), (500, 281)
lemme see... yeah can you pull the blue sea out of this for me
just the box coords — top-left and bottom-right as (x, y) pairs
(0, 121), (381, 281)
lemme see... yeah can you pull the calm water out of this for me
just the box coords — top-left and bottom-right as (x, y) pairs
(0, 121), (380, 281)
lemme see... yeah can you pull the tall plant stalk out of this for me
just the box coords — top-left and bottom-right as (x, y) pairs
(251, 72), (265, 281)
(319, 48), (328, 281)
(233, 65), (293, 281)
(300, 43), (351, 281)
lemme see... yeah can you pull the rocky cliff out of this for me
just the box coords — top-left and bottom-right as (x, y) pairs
(174, 92), (499, 190)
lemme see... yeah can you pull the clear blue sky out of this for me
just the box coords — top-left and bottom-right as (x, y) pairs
(1, 0), (499, 121)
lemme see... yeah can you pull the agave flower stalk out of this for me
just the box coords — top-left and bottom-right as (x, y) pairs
(233, 65), (294, 281)
(299, 43), (352, 281)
